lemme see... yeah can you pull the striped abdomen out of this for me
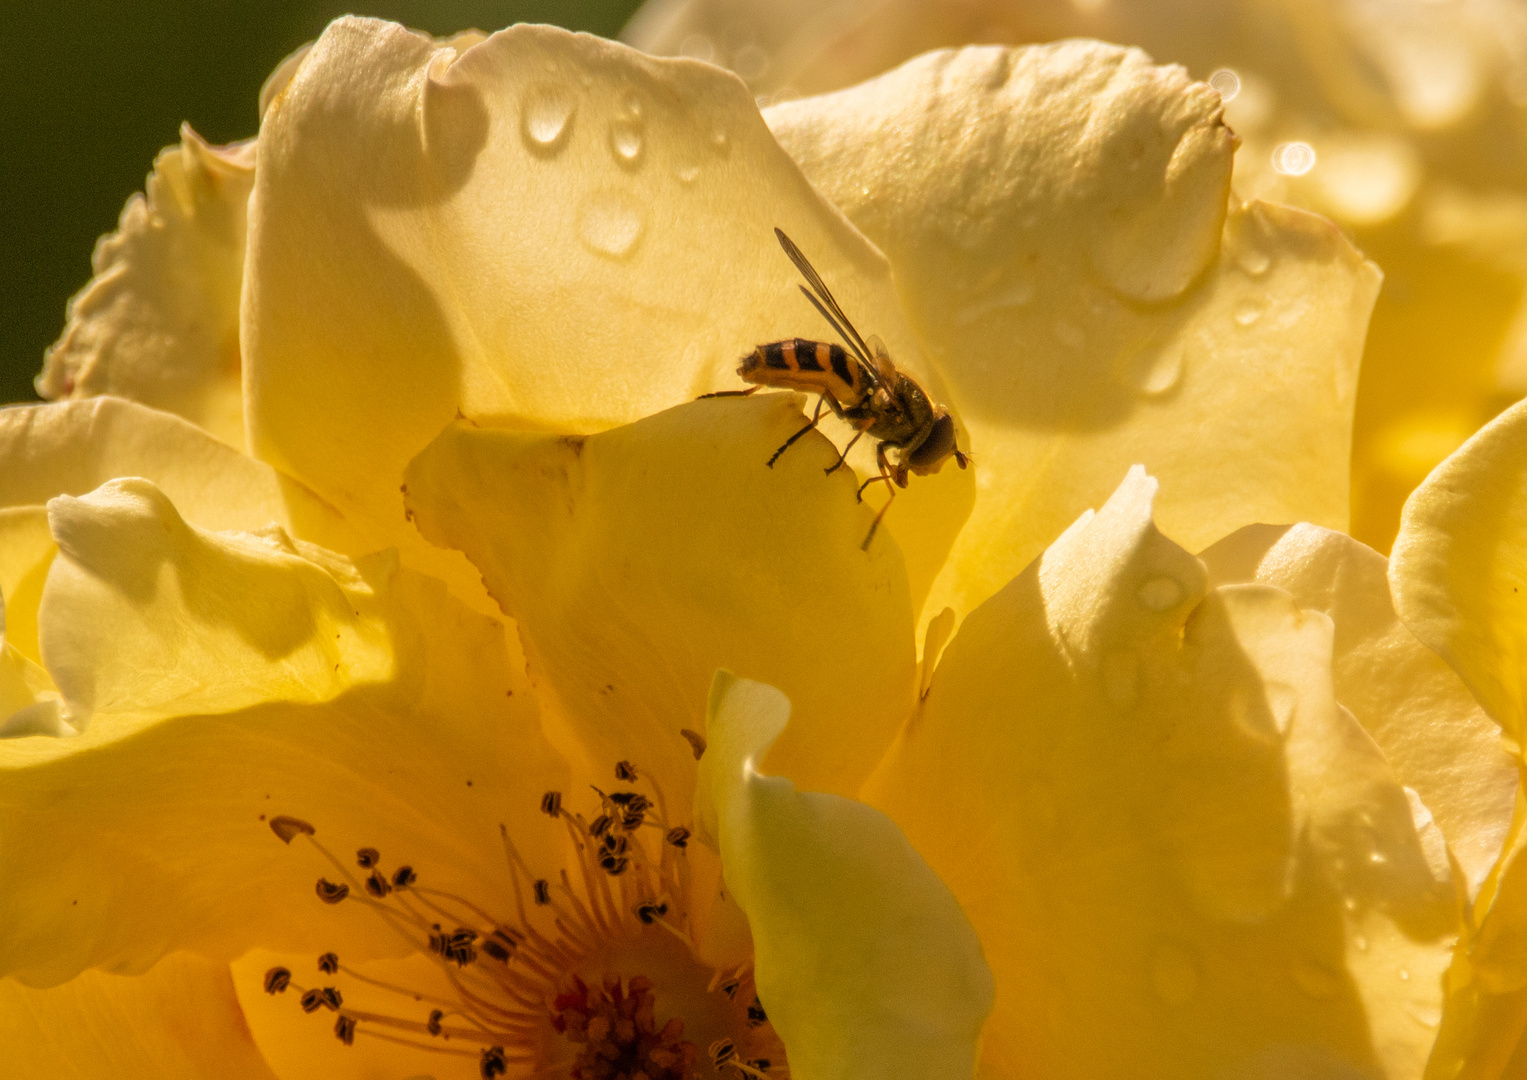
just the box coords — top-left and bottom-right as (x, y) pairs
(738, 338), (866, 403)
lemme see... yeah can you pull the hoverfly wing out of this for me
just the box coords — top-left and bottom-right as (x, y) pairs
(774, 227), (877, 370)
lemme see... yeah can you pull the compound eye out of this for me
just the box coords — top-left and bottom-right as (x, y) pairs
(907, 414), (958, 474)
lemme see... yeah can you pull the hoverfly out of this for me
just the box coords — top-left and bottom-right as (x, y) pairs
(708, 228), (968, 550)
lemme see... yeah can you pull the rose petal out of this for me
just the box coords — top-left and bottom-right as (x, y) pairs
(403, 394), (917, 801)
(765, 44), (1379, 620)
(0, 506), (55, 665)
(1201, 522), (1518, 897)
(2, 480), (564, 985)
(0, 398), (364, 552)
(0, 952), (278, 1079)
(1391, 397), (1527, 752)
(699, 671), (993, 1080)
(246, 17), (969, 599)
(35, 128), (252, 446)
(864, 467), (1458, 1079)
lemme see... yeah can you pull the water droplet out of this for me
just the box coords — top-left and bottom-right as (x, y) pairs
(622, 93), (643, 120)
(1124, 343), (1185, 397)
(1236, 247), (1271, 277)
(1290, 956), (1342, 999)
(578, 191), (645, 260)
(1399, 968), (1411, 981)
(1405, 1002), (1442, 1029)
(1149, 941), (1199, 1006)
(1272, 141), (1316, 176)
(954, 273), (1038, 327)
(679, 34), (714, 63)
(610, 118), (644, 168)
(1234, 301), (1263, 327)
(1102, 650), (1139, 708)
(1209, 69), (1241, 101)
(1137, 575), (1184, 612)
(522, 88), (575, 155)
(1369, 850), (1388, 866)
(1264, 682), (1297, 735)
(676, 163), (700, 183)
(1352, 934), (1369, 952)
(710, 124), (729, 152)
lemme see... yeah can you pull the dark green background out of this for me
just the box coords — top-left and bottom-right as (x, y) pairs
(0, 0), (645, 407)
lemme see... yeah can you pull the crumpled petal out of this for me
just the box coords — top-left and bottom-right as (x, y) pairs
(1, 480), (564, 986)
(699, 670), (993, 1080)
(403, 394), (916, 802)
(246, 17), (971, 597)
(0, 952), (278, 1080)
(1201, 522), (1517, 897)
(0, 506), (56, 665)
(0, 397), (364, 553)
(39, 479), (397, 729)
(764, 43), (1380, 622)
(1391, 397), (1527, 753)
(864, 467), (1458, 1080)
(35, 127), (252, 447)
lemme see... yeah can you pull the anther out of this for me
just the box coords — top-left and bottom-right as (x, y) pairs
(318, 952), (339, 974)
(711, 1039), (738, 1069)
(356, 847), (380, 868)
(679, 728), (707, 759)
(666, 826), (691, 849)
(615, 760), (638, 782)
(430, 927), (479, 967)
(392, 865), (417, 888)
(263, 967), (292, 994)
(269, 816), (316, 843)
(747, 997), (768, 1026)
(540, 791), (562, 817)
(320, 987), (343, 1011)
(718, 978), (741, 1000)
(300, 989), (325, 1013)
(365, 870), (392, 898)
(315, 878), (349, 904)
(428, 1009), (444, 1036)
(334, 1014), (358, 1045)
(635, 899), (669, 924)
(533, 879), (552, 906)
(481, 1046), (508, 1078)
(590, 814), (613, 838)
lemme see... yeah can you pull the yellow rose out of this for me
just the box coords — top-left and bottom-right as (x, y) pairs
(626, 0), (1527, 556)
(3, 15), (1518, 1080)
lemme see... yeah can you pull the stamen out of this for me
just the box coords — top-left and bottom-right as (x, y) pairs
(266, 763), (788, 1080)
(269, 816), (316, 843)
(679, 729), (707, 759)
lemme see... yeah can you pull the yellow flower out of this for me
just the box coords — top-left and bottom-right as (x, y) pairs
(2, 15), (1518, 1080)
(625, 0), (1527, 556)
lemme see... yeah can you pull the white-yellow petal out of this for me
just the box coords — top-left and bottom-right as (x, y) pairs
(1391, 397), (1527, 751)
(403, 395), (917, 803)
(1201, 522), (1518, 897)
(2, 480), (564, 986)
(35, 128), (252, 446)
(766, 44), (1379, 621)
(866, 467), (1458, 1080)
(0, 952), (278, 1080)
(701, 670), (993, 1080)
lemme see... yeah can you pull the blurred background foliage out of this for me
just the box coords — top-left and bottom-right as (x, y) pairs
(0, 0), (644, 406)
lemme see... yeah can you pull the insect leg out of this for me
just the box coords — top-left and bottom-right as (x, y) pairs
(698, 386), (761, 399)
(824, 430), (864, 475)
(766, 397), (828, 468)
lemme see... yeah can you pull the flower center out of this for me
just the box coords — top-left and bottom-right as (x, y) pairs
(263, 759), (785, 1080)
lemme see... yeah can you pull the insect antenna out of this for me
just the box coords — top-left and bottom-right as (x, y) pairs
(774, 227), (878, 370)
